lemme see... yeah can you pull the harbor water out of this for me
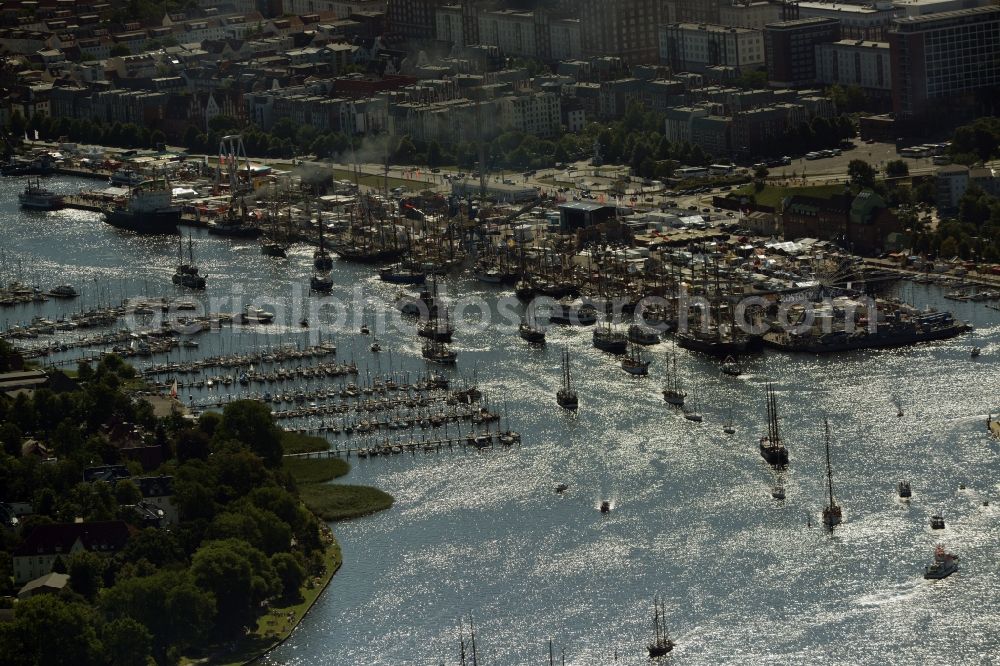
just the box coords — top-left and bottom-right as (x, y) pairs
(3, 178), (999, 664)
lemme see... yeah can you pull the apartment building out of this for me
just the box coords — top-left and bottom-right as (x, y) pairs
(815, 39), (891, 96)
(579, 0), (668, 65)
(659, 23), (765, 74)
(719, 1), (783, 30)
(797, 0), (900, 40)
(764, 17), (841, 87)
(889, 6), (1000, 120)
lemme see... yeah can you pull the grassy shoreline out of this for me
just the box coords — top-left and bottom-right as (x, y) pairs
(186, 436), (393, 665)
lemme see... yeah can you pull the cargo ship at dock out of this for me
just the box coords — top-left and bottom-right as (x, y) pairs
(763, 310), (970, 353)
(103, 176), (180, 234)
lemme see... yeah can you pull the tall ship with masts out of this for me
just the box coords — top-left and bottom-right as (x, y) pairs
(104, 173), (181, 234)
(647, 596), (675, 657)
(208, 197), (261, 238)
(822, 417), (842, 528)
(557, 347), (578, 410)
(172, 235), (206, 289)
(759, 383), (789, 466)
(662, 345), (686, 406)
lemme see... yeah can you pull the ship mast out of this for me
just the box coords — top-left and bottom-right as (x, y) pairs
(824, 417), (835, 509)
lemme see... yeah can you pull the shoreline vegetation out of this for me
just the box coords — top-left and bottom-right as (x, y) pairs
(0, 345), (394, 666)
(190, 433), (393, 665)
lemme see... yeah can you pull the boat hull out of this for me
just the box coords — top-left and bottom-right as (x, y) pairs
(759, 443), (789, 466)
(104, 209), (180, 234)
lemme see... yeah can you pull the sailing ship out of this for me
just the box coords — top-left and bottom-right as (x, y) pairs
(309, 272), (333, 293)
(314, 218), (333, 270)
(519, 307), (546, 344)
(662, 345), (686, 406)
(422, 339), (457, 365)
(759, 384), (789, 466)
(418, 306), (454, 342)
(172, 235), (206, 290)
(723, 409), (736, 434)
(897, 480), (912, 498)
(821, 418), (842, 528)
(208, 197), (261, 238)
(593, 317), (628, 353)
(923, 545), (959, 580)
(18, 177), (63, 210)
(647, 596), (675, 657)
(628, 323), (661, 346)
(929, 512), (945, 529)
(103, 174), (180, 234)
(379, 264), (427, 285)
(682, 391), (703, 422)
(556, 347), (578, 410)
(772, 481), (785, 500)
(622, 341), (650, 376)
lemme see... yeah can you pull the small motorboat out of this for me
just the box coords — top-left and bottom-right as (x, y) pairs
(930, 513), (945, 529)
(360, 323), (370, 335)
(971, 347), (981, 358)
(555, 483), (568, 493)
(720, 355), (741, 377)
(370, 339), (382, 353)
(600, 500), (611, 513)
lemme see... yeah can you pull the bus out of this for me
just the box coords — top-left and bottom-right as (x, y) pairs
(708, 163), (735, 176)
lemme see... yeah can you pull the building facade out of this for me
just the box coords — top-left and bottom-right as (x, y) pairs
(815, 39), (891, 95)
(659, 23), (765, 74)
(579, 0), (667, 66)
(764, 16), (841, 87)
(888, 6), (1000, 120)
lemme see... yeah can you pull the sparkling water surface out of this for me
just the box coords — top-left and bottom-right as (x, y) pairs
(2, 177), (999, 665)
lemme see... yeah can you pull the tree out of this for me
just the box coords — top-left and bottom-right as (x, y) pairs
(885, 159), (909, 178)
(940, 236), (959, 258)
(0, 423), (21, 458)
(213, 400), (284, 467)
(102, 617), (152, 666)
(270, 552), (306, 601)
(68, 550), (104, 600)
(848, 159), (877, 188)
(190, 538), (279, 634)
(8, 110), (26, 138)
(0, 595), (104, 666)
(121, 527), (186, 568)
(114, 479), (142, 506)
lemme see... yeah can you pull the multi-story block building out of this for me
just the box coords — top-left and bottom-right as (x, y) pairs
(797, 0), (900, 40)
(888, 6), (1000, 120)
(764, 16), (841, 87)
(388, 0), (448, 39)
(659, 23), (765, 74)
(580, 0), (668, 65)
(719, 1), (783, 30)
(815, 39), (891, 97)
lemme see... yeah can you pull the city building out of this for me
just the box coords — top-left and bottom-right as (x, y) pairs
(764, 17), (841, 87)
(888, 6), (1000, 121)
(815, 39), (892, 97)
(580, 0), (668, 65)
(12, 521), (131, 585)
(388, 0), (449, 39)
(783, 189), (902, 254)
(719, 1), (783, 31)
(659, 23), (765, 74)
(797, 0), (901, 40)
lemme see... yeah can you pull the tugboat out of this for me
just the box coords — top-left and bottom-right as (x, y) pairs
(593, 318), (628, 353)
(555, 482), (568, 493)
(556, 347), (578, 410)
(821, 418), (842, 528)
(519, 307), (546, 344)
(622, 341), (650, 376)
(930, 512), (945, 529)
(759, 384), (789, 467)
(898, 480), (912, 498)
(647, 597), (675, 657)
(18, 177), (63, 210)
(103, 174), (180, 234)
(720, 355), (741, 377)
(923, 545), (959, 580)
(172, 235), (207, 290)
(662, 345), (686, 406)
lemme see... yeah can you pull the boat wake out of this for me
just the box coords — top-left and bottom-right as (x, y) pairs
(854, 580), (923, 607)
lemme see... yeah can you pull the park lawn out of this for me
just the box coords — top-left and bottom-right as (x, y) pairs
(299, 483), (395, 521)
(283, 457), (349, 484)
(281, 431), (330, 455)
(733, 183), (848, 210)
